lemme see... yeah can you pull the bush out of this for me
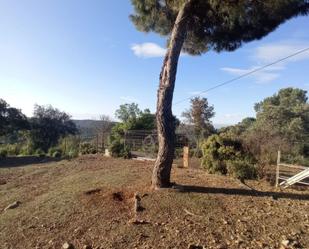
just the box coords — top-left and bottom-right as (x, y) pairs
(122, 146), (132, 159)
(0, 148), (8, 158)
(109, 140), (131, 159)
(48, 147), (62, 157)
(80, 142), (97, 155)
(6, 144), (21, 156)
(226, 160), (257, 180)
(201, 134), (257, 179)
(35, 148), (45, 157)
(52, 151), (62, 158)
(59, 136), (80, 158)
(67, 149), (79, 159)
(19, 145), (34, 156)
(109, 140), (123, 157)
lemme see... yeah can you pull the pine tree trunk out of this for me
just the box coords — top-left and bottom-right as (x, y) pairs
(152, 2), (192, 189)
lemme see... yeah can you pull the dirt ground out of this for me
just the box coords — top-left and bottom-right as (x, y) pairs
(0, 155), (308, 249)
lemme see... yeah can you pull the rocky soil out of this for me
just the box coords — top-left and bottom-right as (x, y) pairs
(0, 155), (308, 249)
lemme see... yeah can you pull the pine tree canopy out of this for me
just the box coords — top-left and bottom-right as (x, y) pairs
(130, 0), (309, 55)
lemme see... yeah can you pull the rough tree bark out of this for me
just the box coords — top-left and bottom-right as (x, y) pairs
(152, 1), (193, 189)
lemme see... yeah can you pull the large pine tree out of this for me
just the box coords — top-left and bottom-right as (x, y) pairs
(130, 0), (309, 189)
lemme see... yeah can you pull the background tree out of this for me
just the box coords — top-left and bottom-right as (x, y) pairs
(94, 115), (114, 150)
(246, 88), (309, 164)
(110, 104), (157, 158)
(217, 87), (309, 174)
(29, 104), (78, 152)
(114, 103), (156, 131)
(182, 97), (215, 157)
(130, 0), (309, 188)
(0, 99), (29, 137)
(182, 97), (215, 138)
(133, 109), (156, 130)
(219, 117), (256, 141)
(115, 103), (142, 123)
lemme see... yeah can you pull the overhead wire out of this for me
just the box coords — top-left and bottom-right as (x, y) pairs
(173, 47), (309, 106)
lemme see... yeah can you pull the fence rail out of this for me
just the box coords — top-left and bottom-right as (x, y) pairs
(276, 151), (309, 188)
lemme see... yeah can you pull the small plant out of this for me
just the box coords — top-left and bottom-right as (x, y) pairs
(6, 144), (21, 156)
(122, 146), (132, 159)
(48, 147), (62, 157)
(67, 149), (79, 159)
(0, 148), (8, 158)
(52, 151), (62, 158)
(109, 139), (131, 159)
(59, 136), (80, 158)
(19, 145), (34, 156)
(80, 142), (97, 155)
(35, 148), (45, 157)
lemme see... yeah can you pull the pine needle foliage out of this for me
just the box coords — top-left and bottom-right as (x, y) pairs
(131, 0), (309, 55)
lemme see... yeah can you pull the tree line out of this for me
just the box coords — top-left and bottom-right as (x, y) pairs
(1, 87), (308, 183)
(199, 88), (309, 180)
(0, 101), (78, 157)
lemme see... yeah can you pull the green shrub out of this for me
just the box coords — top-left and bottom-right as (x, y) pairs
(35, 148), (45, 157)
(0, 148), (8, 158)
(122, 146), (132, 159)
(67, 149), (79, 159)
(0, 144), (22, 156)
(6, 144), (21, 156)
(226, 160), (257, 180)
(52, 151), (62, 158)
(19, 145), (33, 156)
(80, 142), (97, 155)
(201, 134), (256, 179)
(48, 147), (62, 157)
(109, 140), (123, 157)
(109, 140), (131, 159)
(59, 136), (80, 158)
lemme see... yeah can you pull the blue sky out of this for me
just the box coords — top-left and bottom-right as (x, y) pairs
(0, 1), (308, 125)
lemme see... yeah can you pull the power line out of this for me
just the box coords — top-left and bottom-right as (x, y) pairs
(173, 47), (309, 106)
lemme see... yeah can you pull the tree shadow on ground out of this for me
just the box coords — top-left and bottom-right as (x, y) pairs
(175, 184), (309, 201)
(0, 156), (61, 168)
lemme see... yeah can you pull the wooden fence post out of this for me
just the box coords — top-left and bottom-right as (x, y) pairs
(183, 146), (189, 168)
(276, 150), (281, 187)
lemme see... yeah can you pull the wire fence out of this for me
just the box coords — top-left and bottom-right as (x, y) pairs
(124, 130), (189, 158)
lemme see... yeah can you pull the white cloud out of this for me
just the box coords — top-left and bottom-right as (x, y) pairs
(221, 41), (309, 84)
(254, 42), (309, 64)
(221, 66), (280, 84)
(131, 43), (166, 58)
(120, 96), (140, 103)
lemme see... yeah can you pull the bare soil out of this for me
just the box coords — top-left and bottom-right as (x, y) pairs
(0, 155), (308, 249)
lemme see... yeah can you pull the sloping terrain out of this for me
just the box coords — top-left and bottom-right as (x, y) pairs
(0, 155), (308, 249)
